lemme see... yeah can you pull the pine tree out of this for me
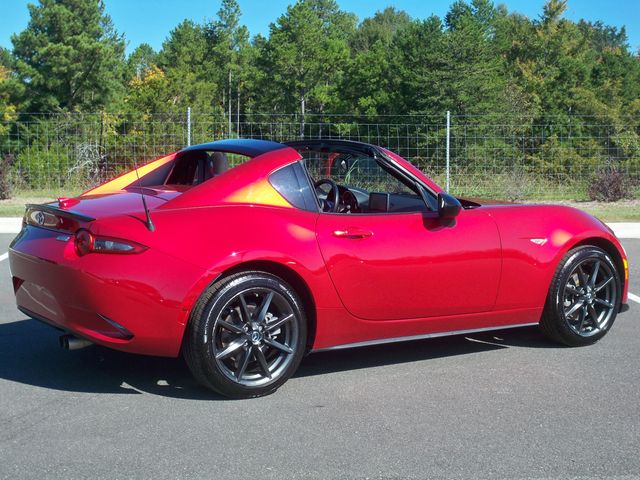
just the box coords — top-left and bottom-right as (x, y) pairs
(341, 7), (411, 115)
(156, 20), (215, 111)
(259, 0), (356, 120)
(126, 43), (158, 82)
(11, 0), (125, 112)
(206, 0), (252, 124)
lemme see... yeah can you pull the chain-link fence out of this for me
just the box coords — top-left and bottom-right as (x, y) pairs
(1, 112), (639, 200)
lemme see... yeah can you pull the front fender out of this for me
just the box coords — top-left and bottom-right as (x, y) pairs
(487, 205), (628, 310)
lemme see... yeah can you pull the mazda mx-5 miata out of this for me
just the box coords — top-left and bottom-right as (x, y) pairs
(9, 139), (630, 398)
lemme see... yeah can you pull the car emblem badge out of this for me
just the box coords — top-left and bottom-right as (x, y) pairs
(250, 331), (262, 343)
(35, 211), (45, 226)
(529, 238), (547, 246)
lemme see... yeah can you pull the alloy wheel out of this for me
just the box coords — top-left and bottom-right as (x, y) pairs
(210, 287), (299, 387)
(562, 257), (617, 337)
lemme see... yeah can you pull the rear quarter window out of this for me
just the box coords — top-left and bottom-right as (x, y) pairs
(269, 162), (318, 212)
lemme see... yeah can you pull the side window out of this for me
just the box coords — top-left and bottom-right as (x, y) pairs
(269, 162), (318, 211)
(328, 153), (415, 195)
(301, 150), (429, 214)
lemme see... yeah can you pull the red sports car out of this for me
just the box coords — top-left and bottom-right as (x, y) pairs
(9, 139), (630, 398)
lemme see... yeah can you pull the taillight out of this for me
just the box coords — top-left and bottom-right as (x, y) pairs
(74, 229), (147, 256)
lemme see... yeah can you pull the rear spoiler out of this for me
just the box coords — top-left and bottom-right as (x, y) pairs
(25, 203), (95, 232)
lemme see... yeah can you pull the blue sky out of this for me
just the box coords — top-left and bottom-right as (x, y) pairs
(1, 0), (639, 55)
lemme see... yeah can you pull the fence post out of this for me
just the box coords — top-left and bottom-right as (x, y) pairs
(446, 110), (450, 191)
(187, 107), (191, 146)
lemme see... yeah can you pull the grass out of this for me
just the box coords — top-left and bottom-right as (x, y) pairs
(588, 204), (640, 222)
(526, 200), (640, 222)
(0, 188), (82, 217)
(2, 188), (639, 222)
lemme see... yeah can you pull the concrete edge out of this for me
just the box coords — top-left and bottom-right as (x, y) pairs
(1, 217), (640, 238)
(0, 218), (21, 234)
(605, 223), (640, 240)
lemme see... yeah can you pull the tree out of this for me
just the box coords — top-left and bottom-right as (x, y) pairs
(441, 0), (506, 114)
(153, 20), (216, 111)
(11, 0), (125, 112)
(391, 16), (448, 114)
(126, 43), (158, 82)
(350, 7), (411, 53)
(259, 0), (356, 122)
(340, 7), (411, 115)
(126, 65), (170, 114)
(206, 0), (253, 125)
(0, 48), (21, 123)
(579, 20), (640, 110)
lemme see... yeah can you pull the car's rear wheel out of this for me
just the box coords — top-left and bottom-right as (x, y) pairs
(540, 245), (620, 346)
(183, 271), (307, 398)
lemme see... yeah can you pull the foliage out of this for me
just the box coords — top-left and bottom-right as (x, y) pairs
(258, 0), (356, 118)
(0, 48), (19, 134)
(1, 0), (636, 121)
(206, 0), (252, 118)
(3, 0), (638, 124)
(587, 166), (634, 202)
(0, 154), (14, 199)
(0, 0), (639, 200)
(125, 43), (158, 83)
(11, 0), (125, 112)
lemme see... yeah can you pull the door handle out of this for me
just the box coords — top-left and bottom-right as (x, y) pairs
(332, 228), (373, 239)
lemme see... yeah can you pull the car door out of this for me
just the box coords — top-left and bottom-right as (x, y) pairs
(316, 208), (501, 320)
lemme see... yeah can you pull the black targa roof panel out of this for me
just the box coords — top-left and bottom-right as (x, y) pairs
(284, 139), (380, 157)
(181, 139), (288, 157)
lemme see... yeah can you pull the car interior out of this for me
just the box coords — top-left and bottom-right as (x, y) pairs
(129, 144), (438, 214)
(125, 149), (236, 193)
(297, 149), (435, 214)
(165, 150), (230, 185)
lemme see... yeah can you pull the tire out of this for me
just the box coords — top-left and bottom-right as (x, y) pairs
(540, 245), (621, 346)
(183, 271), (307, 399)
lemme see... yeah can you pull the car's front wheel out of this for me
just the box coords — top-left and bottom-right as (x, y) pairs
(183, 271), (307, 398)
(540, 245), (621, 346)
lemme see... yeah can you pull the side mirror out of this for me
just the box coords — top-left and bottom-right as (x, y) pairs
(437, 192), (462, 218)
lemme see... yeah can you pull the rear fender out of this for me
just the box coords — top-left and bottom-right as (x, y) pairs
(107, 206), (343, 341)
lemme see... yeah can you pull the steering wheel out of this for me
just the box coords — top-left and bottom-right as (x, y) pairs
(314, 178), (340, 213)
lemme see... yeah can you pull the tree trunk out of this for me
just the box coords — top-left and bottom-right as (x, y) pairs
(228, 69), (232, 137)
(236, 86), (240, 137)
(300, 91), (305, 139)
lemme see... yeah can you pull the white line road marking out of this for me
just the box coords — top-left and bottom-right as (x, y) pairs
(0, 252), (8, 262)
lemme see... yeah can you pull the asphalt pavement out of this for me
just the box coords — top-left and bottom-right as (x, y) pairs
(0, 233), (639, 480)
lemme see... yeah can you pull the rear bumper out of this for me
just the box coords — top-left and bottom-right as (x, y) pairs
(9, 226), (208, 357)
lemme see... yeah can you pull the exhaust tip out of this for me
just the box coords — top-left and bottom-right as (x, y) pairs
(59, 334), (93, 351)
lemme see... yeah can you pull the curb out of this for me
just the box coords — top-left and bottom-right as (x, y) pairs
(605, 223), (640, 240)
(0, 218), (21, 234)
(1, 217), (640, 238)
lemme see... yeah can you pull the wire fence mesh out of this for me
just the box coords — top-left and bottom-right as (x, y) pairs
(1, 112), (638, 200)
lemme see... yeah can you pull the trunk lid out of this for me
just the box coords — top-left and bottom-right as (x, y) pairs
(24, 186), (185, 232)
